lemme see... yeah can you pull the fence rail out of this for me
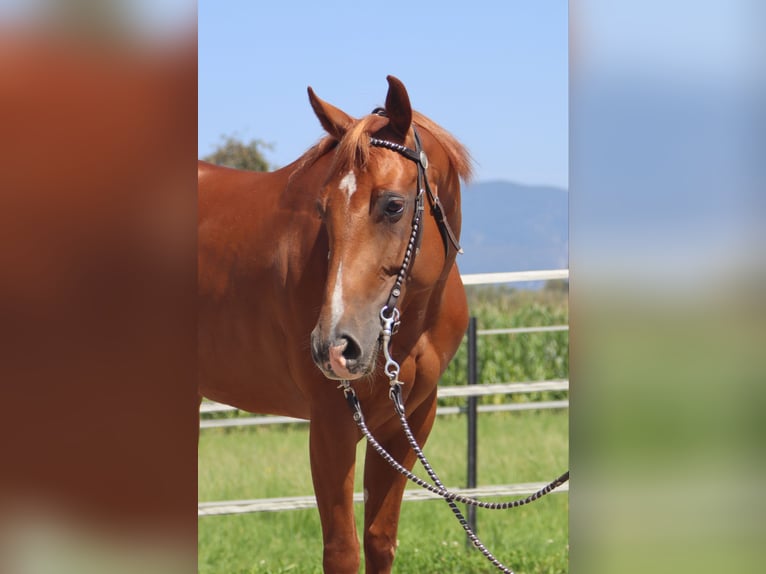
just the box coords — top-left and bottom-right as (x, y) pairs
(478, 325), (568, 336)
(200, 380), (569, 428)
(460, 269), (569, 285)
(200, 401), (569, 430)
(199, 481), (569, 516)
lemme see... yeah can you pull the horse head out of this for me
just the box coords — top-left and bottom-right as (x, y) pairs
(309, 76), (471, 381)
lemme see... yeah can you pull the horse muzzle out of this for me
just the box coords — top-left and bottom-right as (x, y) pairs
(310, 329), (377, 381)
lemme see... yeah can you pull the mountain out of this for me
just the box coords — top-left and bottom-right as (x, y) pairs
(456, 181), (568, 275)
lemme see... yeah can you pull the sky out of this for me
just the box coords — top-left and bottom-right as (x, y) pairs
(198, 1), (568, 188)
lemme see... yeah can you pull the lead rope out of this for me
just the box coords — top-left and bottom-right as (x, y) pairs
(338, 310), (569, 574)
(379, 310), (512, 574)
(341, 379), (514, 574)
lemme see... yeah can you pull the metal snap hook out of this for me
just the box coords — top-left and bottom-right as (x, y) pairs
(380, 305), (400, 325)
(384, 357), (400, 381)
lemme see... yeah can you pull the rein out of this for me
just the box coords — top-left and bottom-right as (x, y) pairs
(338, 120), (570, 574)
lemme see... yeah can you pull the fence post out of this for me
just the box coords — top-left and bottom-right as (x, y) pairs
(466, 316), (478, 542)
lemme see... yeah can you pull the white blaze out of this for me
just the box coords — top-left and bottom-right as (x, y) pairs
(330, 262), (344, 332)
(330, 171), (354, 331)
(339, 170), (357, 201)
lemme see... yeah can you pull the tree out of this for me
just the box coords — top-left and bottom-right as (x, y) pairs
(202, 135), (272, 172)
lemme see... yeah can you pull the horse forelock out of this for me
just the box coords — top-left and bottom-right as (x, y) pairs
(290, 111), (473, 190)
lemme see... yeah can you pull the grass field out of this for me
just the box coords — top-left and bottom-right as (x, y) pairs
(199, 409), (568, 573)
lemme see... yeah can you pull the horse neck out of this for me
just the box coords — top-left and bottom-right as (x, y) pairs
(397, 268), (456, 342)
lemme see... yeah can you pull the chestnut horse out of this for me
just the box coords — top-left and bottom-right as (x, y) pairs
(198, 76), (472, 573)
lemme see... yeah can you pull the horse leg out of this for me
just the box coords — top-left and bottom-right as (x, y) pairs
(309, 413), (361, 573)
(362, 389), (438, 573)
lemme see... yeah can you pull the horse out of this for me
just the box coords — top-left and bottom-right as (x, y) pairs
(198, 75), (472, 573)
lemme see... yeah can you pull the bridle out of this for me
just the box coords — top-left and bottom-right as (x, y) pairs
(336, 113), (570, 574)
(368, 109), (462, 314)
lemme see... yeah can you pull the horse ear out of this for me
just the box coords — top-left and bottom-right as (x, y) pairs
(384, 75), (412, 140)
(307, 87), (355, 140)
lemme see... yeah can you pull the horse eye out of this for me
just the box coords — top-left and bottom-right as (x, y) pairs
(384, 199), (405, 216)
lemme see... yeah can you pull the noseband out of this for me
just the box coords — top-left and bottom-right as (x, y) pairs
(368, 112), (462, 313)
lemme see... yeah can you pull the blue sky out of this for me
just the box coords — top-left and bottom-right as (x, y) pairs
(199, 1), (568, 188)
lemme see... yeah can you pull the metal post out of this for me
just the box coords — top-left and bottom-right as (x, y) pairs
(466, 316), (478, 541)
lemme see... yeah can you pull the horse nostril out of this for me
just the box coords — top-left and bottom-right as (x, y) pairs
(339, 334), (362, 364)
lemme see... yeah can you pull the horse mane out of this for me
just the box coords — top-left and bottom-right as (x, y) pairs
(411, 111), (474, 182)
(291, 111), (473, 185)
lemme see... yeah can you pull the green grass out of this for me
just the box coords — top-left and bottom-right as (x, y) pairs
(199, 410), (568, 573)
